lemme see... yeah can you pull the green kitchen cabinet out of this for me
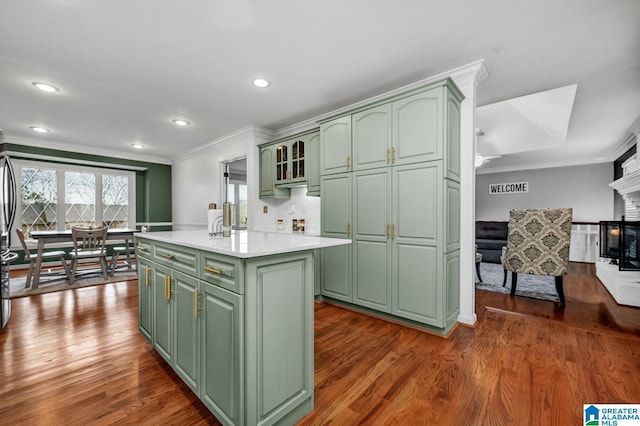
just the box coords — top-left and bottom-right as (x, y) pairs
(391, 87), (443, 166)
(259, 145), (289, 199)
(153, 263), (174, 364)
(391, 162), (442, 325)
(174, 270), (201, 394)
(320, 116), (351, 175)
(306, 131), (321, 196)
(317, 78), (463, 334)
(352, 104), (392, 171)
(137, 256), (153, 342)
(352, 168), (392, 312)
(275, 136), (306, 185)
(137, 236), (319, 425)
(200, 281), (243, 425)
(320, 173), (352, 302)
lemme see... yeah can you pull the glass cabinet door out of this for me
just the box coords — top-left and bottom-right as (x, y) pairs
(276, 144), (288, 182)
(292, 139), (305, 180)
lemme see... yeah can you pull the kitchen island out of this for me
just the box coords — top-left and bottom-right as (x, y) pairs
(135, 230), (350, 426)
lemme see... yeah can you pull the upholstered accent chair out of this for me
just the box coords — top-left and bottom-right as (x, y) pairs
(503, 208), (573, 304)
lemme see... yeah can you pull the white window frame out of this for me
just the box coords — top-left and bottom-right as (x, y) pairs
(13, 159), (136, 242)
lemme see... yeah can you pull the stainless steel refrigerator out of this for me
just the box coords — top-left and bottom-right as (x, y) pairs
(1, 152), (17, 328)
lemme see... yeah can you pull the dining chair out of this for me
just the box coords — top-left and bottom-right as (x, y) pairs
(503, 208), (573, 304)
(109, 225), (149, 275)
(16, 229), (70, 288)
(69, 227), (109, 284)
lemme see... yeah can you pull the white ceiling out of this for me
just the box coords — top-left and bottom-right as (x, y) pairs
(1, 0), (639, 170)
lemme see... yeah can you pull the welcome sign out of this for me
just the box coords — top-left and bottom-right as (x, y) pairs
(489, 181), (529, 195)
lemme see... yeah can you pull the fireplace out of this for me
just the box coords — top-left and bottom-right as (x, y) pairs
(599, 219), (640, 270)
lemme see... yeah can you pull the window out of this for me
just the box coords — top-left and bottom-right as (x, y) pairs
(16, 160), (135, 237)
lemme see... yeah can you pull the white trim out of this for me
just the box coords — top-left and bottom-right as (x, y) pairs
(4, 150), (148, 171)
(6, 135), (171, 165)
(476, 156), (612, 175)
(135, 222), (173, 227)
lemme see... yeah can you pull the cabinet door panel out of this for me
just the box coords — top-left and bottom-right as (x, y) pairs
(392, 242), (440, 325)
(137, 258), (153, 341)
(353, 104), (391, 171)
(153, 264), (173, 364)
(320, 117), (351, 175)
(174, 271), (200, 394)
(320, 245), (352, 302)
(260, 146), (274, 196)
(354, 240), (390, 311)
(321, 173), (351, 237)
(393, 163), (441, 244)
(353, 169), (391, 311)
(201, 282), (243, 425)
(393, 88), (442, 165)
(306, 132), (321, 195)
(445, 96), (461, 181)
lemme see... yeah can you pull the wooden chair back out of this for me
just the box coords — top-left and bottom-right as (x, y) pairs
(71, 227), (108, 255)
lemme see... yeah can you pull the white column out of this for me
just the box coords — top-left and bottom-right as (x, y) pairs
(450, 61), (488, 326)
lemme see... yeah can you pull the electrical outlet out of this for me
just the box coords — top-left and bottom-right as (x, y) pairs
(263, 206), (268, 214)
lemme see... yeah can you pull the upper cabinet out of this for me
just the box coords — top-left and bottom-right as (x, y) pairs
(259, 129), (320, 199)
(259, 145), (289, 199)
(275, 137), (306, 185)
(352, 104), (392, 171)
(320, 117), (351, 175)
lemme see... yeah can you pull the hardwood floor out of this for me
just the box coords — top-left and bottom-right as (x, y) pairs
(1, 262), (639, 425)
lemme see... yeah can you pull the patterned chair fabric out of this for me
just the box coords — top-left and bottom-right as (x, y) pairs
(504, 208), (573, 277)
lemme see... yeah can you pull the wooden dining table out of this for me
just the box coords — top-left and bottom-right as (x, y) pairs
(30, 228), (137, 289)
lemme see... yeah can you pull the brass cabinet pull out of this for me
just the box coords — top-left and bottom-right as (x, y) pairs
(145, 265), (151, 286)
(347, 223), (351, 237)
(194, 290), (201, 318)
(391, 147), (396, 163)
(203, 266), (222, 275)
(346, 155), (351, 170)
(391, 224), (395, 239)
(386, 148), (390, 164)
(386, 224), (390, 239)
(270, 183), (274, 193)
(162, 254), (175, 260)
(138, 245), (146, 251)
(164, 275), (169, 299)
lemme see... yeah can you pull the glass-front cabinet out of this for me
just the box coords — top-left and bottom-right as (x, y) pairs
(276, 138), (305, 184)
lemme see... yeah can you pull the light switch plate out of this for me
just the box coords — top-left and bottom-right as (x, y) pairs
(263, 206), (268, 213)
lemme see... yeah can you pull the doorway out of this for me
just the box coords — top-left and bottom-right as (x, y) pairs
(225, 158), (247, 229)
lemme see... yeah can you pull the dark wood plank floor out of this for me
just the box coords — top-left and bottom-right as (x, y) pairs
(1, 262), (639, 425)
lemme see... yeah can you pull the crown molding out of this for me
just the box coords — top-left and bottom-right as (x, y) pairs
(475, 156), (611, 175)
(5, 135), (171, 165)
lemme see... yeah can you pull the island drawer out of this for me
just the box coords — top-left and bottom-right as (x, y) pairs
(199, 252), (244, 294)
(153, 242), (199, 276)
(136, 239), (153, 259)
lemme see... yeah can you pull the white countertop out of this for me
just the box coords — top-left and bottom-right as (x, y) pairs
(135, 229), (350, 258)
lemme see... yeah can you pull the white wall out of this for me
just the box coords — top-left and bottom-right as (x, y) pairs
(476, 163), (614, 222)
(253, 187), (321, 235)
(172, 126), (271, 230)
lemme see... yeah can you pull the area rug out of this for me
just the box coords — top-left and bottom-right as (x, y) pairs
(9, 269), (138, 298)
(476, 262), (560, 302)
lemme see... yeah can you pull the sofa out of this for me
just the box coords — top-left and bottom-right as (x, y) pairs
(476, 221), (508, 264)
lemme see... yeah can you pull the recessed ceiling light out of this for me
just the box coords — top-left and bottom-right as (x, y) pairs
(172, 119), (190, 126)
(30, 126), (50, 133)
(252, 78), (270, 88)
(131, 143), (145, 149)
(32, 82), (60, 93)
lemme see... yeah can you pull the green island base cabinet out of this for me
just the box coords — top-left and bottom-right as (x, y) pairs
(319, 77), (463, 335)
(136, 230), (350, 426)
